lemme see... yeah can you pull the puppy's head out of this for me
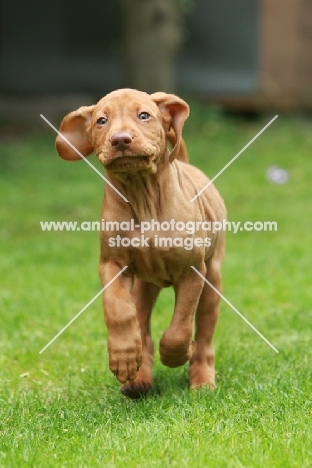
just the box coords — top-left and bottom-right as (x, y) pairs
(56, 89), (189, 174)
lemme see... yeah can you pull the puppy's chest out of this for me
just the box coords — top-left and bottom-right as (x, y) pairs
(101, 224), (210, 286)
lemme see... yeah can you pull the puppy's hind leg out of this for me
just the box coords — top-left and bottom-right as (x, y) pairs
(121, 279), (160, 399)
(189, 256), (223, 390)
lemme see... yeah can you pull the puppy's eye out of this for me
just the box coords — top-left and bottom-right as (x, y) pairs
(138, 112), (150, 121)
(97, 117), (107, 125)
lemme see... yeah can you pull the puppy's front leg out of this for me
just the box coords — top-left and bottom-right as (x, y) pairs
(99, 262), (142, 384)
(159, 266), (205, 367)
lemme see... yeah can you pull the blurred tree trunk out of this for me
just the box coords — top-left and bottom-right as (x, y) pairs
(122, 0), (184, 93)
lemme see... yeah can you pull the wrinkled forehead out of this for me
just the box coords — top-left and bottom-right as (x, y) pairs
(94, 89), (160, 115)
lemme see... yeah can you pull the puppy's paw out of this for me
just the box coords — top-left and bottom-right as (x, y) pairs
(159, 337), (196, 368)
(189, 359), (216, 390)
(108, 336), (142, 383)
(120, 380), (152, 399)
(190, 381), (216, 391)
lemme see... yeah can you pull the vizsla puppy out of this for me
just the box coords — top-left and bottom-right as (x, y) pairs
(56, 89), (226, 399)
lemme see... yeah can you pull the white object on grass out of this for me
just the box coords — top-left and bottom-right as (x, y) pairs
(266, 166), (289, 184)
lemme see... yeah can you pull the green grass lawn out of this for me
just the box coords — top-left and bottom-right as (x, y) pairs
(0, 106), (311, 467)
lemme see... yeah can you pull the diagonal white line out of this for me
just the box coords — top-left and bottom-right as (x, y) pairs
(190, 115), (278, 202)
(191, 266), (279, 353)
(40, 114), (129, 203)
(39, 266), (128, 354)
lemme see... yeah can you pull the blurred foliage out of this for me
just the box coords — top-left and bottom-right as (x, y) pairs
(174, 0), (194, 13)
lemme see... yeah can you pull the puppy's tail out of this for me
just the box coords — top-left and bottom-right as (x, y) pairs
(166, 127), (189, 163)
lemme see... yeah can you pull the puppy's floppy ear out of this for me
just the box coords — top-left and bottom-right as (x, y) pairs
(55, 105), (95, 161)
(151, 92), (189, 162)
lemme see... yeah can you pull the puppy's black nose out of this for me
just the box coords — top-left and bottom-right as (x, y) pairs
(111, 132), (133, 148)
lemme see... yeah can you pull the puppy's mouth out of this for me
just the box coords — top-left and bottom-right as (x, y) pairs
(106, 155), (150, 172)
(98, 151), (158, 173)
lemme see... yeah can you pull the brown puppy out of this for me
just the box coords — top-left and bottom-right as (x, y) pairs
(56, 89), (226, 398)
